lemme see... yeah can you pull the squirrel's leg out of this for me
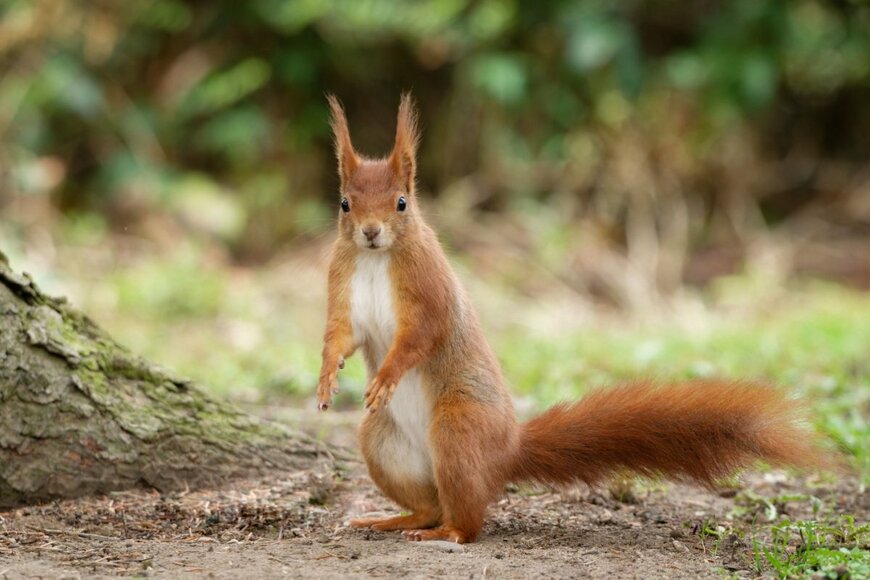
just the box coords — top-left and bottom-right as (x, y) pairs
(316, 322), (356, 410)
(354, 410), (442, 532)
(403, 405), (497, 544)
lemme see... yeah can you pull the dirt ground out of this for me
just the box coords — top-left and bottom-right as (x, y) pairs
(1, 409), (866, 579)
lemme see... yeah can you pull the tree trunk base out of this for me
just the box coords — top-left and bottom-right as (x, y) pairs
(0, 250), (334, 508)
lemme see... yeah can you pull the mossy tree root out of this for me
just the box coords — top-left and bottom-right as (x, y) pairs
(0, 250), (332, 508)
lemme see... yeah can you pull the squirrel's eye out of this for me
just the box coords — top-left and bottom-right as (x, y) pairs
(340, 198), (350, 213)
(397, 196), (407, 212)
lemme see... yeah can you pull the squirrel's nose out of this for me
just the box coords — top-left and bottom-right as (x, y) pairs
(363, 225), (382, 241)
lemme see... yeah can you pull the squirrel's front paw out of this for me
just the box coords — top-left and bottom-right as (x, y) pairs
(316, 372), (339, 411)
(364, 374), (398, 412)
(316, 356), (346, 411)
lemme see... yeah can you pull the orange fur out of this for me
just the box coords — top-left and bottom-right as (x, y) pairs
(512, 380), (820, 488)
(317, 94), (822, 544)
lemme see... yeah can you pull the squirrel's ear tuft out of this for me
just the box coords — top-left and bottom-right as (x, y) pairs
(388, 92), (420, 192)
(327, 94), (359, 186)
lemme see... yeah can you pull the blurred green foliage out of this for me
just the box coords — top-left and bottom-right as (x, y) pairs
(1, 0), (868, 260)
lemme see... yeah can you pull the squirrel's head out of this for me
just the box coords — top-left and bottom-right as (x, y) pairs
(327, 93), (420, 252)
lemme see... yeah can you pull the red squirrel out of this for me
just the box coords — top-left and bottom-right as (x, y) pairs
(316, 94), (819, 544)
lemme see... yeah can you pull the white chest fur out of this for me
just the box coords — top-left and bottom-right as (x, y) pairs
(350, 252), (396, 362)
(350, 253), (433, 481)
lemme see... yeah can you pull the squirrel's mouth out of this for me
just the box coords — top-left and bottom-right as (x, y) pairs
(356, 234), (390, 250)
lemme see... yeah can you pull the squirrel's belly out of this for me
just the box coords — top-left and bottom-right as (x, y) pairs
(375, 371), (433, 482)
(351, 253), (433, 482)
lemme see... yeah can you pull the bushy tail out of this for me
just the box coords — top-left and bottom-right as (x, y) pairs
(511, 380), (820, 487)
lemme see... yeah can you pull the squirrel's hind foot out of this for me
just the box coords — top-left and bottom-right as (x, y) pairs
(403, 525), (468, 544)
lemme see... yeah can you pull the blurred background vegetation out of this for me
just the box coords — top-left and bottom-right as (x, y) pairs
(2, 0), (868, 279)
(0, 0), (868, 442)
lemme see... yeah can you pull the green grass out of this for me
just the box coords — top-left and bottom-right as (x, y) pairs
(731, 493), (870, 578)
(751, 515), (870, 579)
(691, 493), (869, 578)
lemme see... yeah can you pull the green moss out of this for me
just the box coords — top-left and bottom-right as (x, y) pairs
(26, 304), (96, 363)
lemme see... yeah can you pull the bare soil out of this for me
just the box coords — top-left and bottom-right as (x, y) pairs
(1, 409), (865, 579)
